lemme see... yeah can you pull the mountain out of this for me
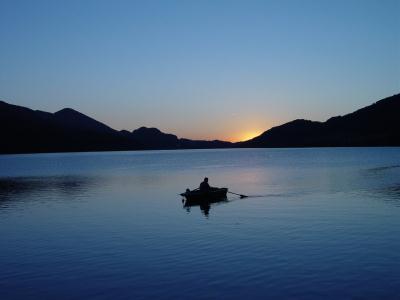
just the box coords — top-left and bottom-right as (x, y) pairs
(1, 93), (399, 154)
(54, 108), (116, 134)
(0, 101), (138, 154)
(129, 127), (180, 149)
(240, 93), (400, 147)
(0, 101), (231, 154)
(127, 127), (231, 150)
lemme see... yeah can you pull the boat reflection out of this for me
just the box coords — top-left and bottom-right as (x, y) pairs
(182, 196), (229, 217)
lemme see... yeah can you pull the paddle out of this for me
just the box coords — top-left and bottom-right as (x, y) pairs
(227, 191), (248, 198)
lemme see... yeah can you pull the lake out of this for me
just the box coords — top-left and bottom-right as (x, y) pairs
(1, 148), (400, 299)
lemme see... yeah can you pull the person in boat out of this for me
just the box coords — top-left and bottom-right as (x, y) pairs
(199, 177), (211, 191)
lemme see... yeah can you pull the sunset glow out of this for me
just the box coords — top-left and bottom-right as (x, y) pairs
(231, 130), (264, 143)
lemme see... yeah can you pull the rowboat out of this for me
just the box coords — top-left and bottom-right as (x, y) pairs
(180, 187), (228, 202)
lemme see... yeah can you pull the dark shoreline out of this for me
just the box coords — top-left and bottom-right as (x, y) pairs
(1, 145), (400, 156)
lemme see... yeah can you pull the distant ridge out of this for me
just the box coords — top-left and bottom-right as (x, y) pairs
(54, 108), (116, 134)
(239, 93), (400, 148)
(0, 101), (231, 154)
(0, 100), (135, 154)
(0, 93), (399, 154)
(127, 126), (232, 150)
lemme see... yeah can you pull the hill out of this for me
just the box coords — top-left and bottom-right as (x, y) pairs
(240, 94), (400, 147)
(0, 101), (230, 154)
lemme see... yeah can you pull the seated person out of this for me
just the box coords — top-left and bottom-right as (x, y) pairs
(199, 177), (211, 191)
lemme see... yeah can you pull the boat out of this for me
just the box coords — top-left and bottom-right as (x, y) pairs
(180, 187), (228, 202)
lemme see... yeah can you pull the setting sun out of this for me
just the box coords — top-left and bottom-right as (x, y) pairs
(232, 130), (264, 142)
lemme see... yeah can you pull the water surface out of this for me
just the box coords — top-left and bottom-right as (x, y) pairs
(1, 148), (400, 299)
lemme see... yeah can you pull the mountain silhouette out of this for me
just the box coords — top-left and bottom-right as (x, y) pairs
(240, 93), (400, 147)
(127, 127), (231, 150)
(0, 93), (399, 154)
(129, 127), (180, 149)
(0, 101), (138, 154)
(0, 101), (230, 154)
(54, 108), (116, 134)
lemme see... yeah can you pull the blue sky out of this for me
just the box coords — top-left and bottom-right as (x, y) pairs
(0, 0), (399, 141)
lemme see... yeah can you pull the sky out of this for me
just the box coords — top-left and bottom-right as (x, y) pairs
(0, 0), (399, 142)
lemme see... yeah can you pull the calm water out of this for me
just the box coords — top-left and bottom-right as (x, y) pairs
(1, 148), (400, 299)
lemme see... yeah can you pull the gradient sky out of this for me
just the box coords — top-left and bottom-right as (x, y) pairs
(0, 0), (399, 141)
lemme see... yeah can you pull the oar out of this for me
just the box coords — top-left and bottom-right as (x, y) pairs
(228, 191), (248, 198)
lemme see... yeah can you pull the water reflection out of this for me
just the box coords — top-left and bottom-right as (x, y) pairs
(183, 196), (229, 217)
(362, 164), (400, 206)
(0, 176), (98, 208)
(373, 183), (400, 207)
(366, 164), (400, 173)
